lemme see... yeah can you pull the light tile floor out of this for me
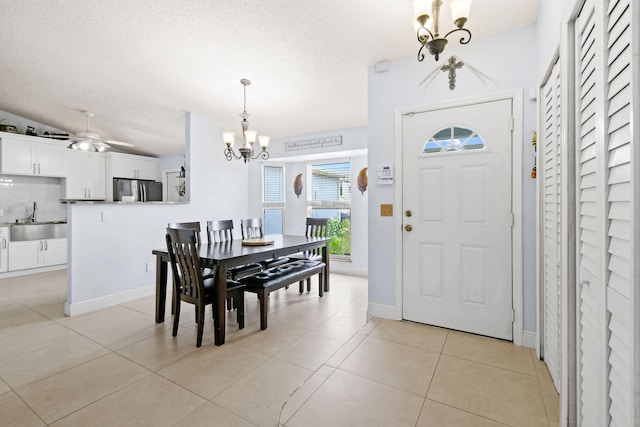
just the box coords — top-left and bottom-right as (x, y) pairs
(0, 270), (559, 426)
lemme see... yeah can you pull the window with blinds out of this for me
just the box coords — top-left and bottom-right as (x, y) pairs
(263, 166), (283, 203)
(263, 165), (284, 234)
(310, 162), (351, 257)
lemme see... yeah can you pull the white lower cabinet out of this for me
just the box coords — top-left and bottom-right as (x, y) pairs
(0, 227), (8, 273)
(8, 238), (67, 271)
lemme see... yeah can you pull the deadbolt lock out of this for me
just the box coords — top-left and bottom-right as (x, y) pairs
(405, 210), (412, 217)
(404, 224), (413, 232)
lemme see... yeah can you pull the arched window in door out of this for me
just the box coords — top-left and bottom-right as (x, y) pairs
(422, 126), (485, 154)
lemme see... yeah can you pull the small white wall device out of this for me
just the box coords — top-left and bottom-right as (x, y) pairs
(376, 166), (394, 185)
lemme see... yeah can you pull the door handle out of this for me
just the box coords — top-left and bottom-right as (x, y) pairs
(405, 210), (412, 217)
(404, 224), (413, 232)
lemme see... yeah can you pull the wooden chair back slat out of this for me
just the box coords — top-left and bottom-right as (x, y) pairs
(167, 221), (202, 244)
(241, 218), (264, 239)
(207, 220), (234, 243)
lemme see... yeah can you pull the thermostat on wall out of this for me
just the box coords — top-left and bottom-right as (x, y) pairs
(376, 166), (394, 185)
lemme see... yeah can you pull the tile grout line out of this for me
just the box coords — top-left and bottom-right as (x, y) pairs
(530, 350), (557, 426)
(419, 332), (517, 427)
(276, 311), (384, 425)
(413, 330), (449, 427)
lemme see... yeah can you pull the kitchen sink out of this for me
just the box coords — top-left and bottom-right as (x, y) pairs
(10, 222), (67, 241)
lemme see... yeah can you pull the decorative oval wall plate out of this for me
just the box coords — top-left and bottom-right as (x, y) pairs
(357, 167), (368, 194)
(293, 173), (303, 198)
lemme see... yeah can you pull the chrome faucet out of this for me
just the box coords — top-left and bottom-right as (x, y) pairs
(28, 202), (38, 223)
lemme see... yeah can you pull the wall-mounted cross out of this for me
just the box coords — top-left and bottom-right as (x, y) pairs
(440, 56), (464, 90)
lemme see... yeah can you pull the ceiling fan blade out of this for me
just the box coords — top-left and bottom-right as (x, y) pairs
(103, 139), (134, 147)
(71, 131), (100, 141)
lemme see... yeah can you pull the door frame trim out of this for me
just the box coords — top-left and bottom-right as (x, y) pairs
(393, 90), (524, 346)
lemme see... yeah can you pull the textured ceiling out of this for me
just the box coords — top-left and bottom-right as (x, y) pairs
(0, 0), (538, 156)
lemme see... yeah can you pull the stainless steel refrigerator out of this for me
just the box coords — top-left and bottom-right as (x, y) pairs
(113, 178), (162, 202)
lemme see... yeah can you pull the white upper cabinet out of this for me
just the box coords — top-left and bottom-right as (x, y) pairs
(108, 152), (157, 180)
(63, 150), (106, 200)
(136, 157), (157, 180)
(0, 133), (65, 177)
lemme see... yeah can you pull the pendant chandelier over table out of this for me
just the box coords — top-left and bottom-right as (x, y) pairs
(222, 79), (270, 163)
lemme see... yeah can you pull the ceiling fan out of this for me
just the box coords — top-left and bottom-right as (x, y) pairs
(67, 111), (134, 152)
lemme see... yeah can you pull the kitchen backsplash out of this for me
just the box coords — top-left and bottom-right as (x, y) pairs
(0, 175), (66, 224)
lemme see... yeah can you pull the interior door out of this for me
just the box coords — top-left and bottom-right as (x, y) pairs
(402, 99), (513, 340)
(574, 0), (635, 425)
(574, 2), (607, 424)
(540, 58), (563, 390)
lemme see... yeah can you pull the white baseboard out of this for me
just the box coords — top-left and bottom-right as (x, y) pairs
(367, 302), (399, 320)
(0, 264), (66, 280)
(522, 330), (537, 349)
(329, 264), (368, 277)
(64, 286), (155, 317)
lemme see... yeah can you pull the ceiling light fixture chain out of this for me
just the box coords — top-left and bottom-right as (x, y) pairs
(413, 0), (473, 62)
(223, 79), (270, 163)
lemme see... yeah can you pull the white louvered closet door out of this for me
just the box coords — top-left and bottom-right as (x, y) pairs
(574, 0), (636, 425)
(575, 0), (607, 425)
(540, 58), (562, 391)
(603, 0), (634, 425)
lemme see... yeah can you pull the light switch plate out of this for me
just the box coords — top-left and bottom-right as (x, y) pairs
(0, 209), (3, 216)
(101, 211), (111, 222)
(380, 204), (393, 216)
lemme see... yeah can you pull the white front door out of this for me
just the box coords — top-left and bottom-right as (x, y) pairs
(402, 99), (513, 340)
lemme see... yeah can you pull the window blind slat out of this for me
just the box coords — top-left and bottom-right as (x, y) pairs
(264, 166), (283, 202)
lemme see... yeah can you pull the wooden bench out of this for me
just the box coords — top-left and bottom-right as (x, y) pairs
(239, 260), (326, 330)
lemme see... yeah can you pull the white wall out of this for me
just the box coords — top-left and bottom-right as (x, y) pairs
(247, 126), (369, 276)
(367, 25), (539, 332)
(536, 0), (571, 78)
(66, 112), (249, 314)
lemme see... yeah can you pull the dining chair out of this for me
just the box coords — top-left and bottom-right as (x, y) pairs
(289, 218), (329, 293)
(207, 219), (262, 310)
(167, 221), (212, 315)
(240, 218), (289, 268)
(165, 228), (245, 347)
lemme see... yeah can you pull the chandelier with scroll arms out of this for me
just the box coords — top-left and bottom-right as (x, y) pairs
(222, 79), (270, 163)
(412, 0), (473, 62)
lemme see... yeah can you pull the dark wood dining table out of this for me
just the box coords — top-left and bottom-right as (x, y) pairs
(152, 234), (330, 345)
